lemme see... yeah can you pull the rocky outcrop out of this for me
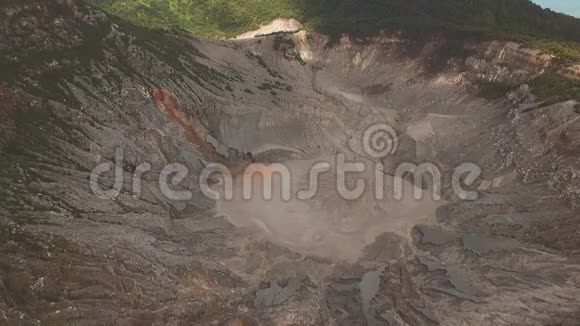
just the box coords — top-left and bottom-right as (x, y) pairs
(560, 64), (580, 79)
(235, 18), (303, 39)
(465, 41), (554, 83)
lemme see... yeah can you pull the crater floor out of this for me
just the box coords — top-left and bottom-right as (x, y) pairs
(1, 2), (580, 325)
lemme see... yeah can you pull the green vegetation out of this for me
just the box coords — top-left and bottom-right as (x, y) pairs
(476, 80), (513, 99)
(257, 80), (292, 92)
(473, 74), (580, 103)
(530, 73), (580, 102)
(527, 39), (580, 65)
(88, 0), (299, 38)
(88, 0), (580, 62)
(0, 224), (46, 254)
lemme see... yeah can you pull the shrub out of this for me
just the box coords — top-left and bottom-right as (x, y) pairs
(477, 80), (512, 99)
(530, 73), (580, 101)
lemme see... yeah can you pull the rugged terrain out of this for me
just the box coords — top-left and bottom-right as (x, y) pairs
(1, 0), (580, 325)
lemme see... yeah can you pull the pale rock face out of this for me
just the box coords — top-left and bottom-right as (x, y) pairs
(465, 41), (555, 83)
(235, 18), (303, 39)
(560, 64), (580, 79)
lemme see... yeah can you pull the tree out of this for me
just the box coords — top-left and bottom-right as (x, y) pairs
(473, 10), (496, 29)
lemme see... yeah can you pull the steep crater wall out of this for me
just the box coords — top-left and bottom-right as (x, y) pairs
(1, 1), (580, 325)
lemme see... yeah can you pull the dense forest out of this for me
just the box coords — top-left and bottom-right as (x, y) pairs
(89, 0), (580, 62)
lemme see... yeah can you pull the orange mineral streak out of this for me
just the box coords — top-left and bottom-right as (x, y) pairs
(152, 88), (225, 163)
(152, 88), (252, 176)
(243, 164), (277, 177)
(232, 319), (254, 326)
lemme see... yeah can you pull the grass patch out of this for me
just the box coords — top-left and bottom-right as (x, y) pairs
(476, 80), (513, 99)
(257, 80), (292, 92)
(530, 73), (580, 102)
(527, 39), (580, 65)
(363, 83), (392, 95)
